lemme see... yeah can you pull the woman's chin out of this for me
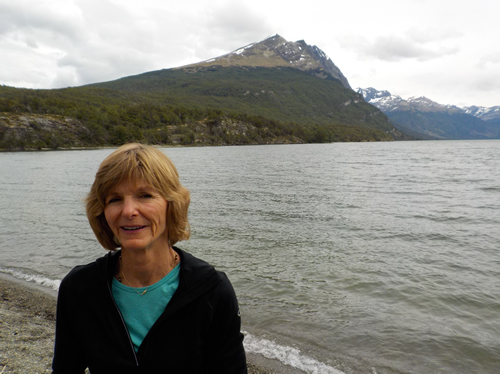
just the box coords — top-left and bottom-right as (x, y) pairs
(119, 240), (151, 252)
(119, 237), (168, 253)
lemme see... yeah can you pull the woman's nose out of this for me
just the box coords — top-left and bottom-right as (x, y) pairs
(122, 197), (138, 217)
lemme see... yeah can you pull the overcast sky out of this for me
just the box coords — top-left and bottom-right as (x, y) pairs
(1, 0), (499, 107)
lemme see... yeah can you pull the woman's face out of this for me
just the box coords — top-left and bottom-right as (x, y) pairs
(104, 179), (169, 252)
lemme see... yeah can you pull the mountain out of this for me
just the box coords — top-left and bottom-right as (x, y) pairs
(89, 34), (384, 129)
(189, 34), (352, 89)
(462, 105), (500, 124)
(0, 35), (406, 151)
(88, 35), (403, 136)
(357, 87), (500, 140)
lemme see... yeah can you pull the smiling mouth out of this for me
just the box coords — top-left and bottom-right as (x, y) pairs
(121, 226), (146, 231)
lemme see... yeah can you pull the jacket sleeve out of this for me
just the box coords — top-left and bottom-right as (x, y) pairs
(52, 274), (87, 374)
(206, 273), (247, 374)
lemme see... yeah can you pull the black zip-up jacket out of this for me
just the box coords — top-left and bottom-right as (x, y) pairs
(52, 247), (247, 373)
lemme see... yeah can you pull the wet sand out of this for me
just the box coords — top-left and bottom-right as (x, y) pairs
(0, 274), (299, 374)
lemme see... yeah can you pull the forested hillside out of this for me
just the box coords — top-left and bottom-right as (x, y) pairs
(0, 66), (404, 151)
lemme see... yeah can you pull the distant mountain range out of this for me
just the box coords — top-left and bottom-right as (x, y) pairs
(357, 87), (500, 140)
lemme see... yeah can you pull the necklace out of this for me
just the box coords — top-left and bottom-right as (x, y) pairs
(119, 268), (148, 295)
(117, 253), (179, 296)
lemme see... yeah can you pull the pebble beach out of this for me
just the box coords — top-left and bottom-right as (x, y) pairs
(0, 275), (285, 374)
(0, 276), (56, 374)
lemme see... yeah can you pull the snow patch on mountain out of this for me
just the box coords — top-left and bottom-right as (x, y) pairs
(195, 34), (351, 89)
(356, 87), (405, 112)
(462, 105), (500, 121)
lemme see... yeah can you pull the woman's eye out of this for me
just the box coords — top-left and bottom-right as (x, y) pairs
(106, 197), (120, 204)
(140, 194), (153, 199)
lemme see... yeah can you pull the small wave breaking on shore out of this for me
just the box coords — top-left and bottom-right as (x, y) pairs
(244, 332), (345, 374)
(0, 267), (61, 291)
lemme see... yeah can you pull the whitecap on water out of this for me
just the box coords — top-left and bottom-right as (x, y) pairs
(243, 331), (345, 374)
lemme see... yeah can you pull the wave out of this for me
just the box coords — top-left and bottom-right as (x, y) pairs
(0, 267), (61, 291)
(480, 186), (500, 192)
(243, 332), (345, 374)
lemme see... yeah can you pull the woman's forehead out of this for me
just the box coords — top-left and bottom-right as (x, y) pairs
(108, 178), (157, 193)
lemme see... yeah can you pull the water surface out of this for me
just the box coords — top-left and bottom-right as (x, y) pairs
(1, 141), (499, 373)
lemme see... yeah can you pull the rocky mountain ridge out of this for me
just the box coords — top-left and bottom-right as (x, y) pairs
(186, 34), (351, 89)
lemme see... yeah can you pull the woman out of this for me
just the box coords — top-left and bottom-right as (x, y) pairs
(52, 143), (247, 373)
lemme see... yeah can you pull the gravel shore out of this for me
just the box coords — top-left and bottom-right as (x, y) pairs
(0, 275), (289, 374)
(0, 277), (56, 373)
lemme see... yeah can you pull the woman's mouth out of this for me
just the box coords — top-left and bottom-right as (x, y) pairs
(121, 226), (146, 231)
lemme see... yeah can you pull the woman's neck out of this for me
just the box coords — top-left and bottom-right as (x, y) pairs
(117, 246), (179, 287)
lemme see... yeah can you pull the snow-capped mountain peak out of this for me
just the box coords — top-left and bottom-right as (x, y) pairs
(358, 88), (472, 114)
(356, 87), (405, 112)
(461, 105), (500, 121)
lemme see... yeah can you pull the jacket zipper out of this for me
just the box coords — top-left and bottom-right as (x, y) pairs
(106, 280), (140, 366)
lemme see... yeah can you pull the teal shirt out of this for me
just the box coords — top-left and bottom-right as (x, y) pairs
(112, 263), (180, 352)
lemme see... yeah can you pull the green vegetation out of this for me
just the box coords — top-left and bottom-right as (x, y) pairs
(0, 66), (399, 150)
(94, 66), (394, 132)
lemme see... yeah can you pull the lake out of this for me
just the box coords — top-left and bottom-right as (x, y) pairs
(1, 140), (499, 373)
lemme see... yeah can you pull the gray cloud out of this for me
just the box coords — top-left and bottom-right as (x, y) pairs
(477, 52), (500, 69)
(189, 2), (273, 57)
(205, 2), (271, 40)
(474, 75), (500, 92)
(0, 0), (196, 87)
(0, 0), (273, 88)
(51, 0), (273, 86)
(0, 1), (84, 43)
(338, 30), (460, 62)
(405, 27), (463, 44)
(407, 65), (500, 106)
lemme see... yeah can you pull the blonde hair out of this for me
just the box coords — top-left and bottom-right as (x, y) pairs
(86, 143), (190, 250)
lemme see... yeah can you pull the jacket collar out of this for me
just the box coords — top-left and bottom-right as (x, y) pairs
(100, 247), (222, 297)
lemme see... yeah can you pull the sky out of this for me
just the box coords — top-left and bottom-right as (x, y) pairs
(1, 0), (499, 107)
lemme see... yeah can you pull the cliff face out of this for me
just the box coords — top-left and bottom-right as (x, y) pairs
(184, 34), (351, 89)
(0, 112), (306, 150)
(0, 113), (90, 150)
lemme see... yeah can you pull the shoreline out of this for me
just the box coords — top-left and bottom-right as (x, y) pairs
(0, 273), (301, 374)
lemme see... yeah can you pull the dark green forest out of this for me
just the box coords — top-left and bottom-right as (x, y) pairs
(0, 66), (403, 150)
